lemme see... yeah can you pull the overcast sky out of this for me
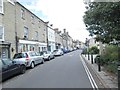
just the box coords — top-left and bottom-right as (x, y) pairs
(18, 0), (90, 42)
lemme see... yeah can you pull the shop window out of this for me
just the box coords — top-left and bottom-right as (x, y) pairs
(1, 48), (9, 59)
(0, 26), (4, 41)
(0, 0), (3, 13)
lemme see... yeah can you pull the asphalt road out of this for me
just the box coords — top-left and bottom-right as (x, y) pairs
(2, 50), (95, 88)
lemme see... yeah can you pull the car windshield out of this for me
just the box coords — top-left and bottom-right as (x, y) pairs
(43, 51), (47, 54)
(2, 59), (12, 65)
(29, 52), (36, 57)
(40, 52), (44, 55)
(0, 60), (3, 69)
(53, 50), (58, 52)
(13, 53), (25, 59)
(36, 52), (40, 56)
(47, 51), (50, 54)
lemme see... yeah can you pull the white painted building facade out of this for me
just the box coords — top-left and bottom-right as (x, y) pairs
(48, 27), (56, 52)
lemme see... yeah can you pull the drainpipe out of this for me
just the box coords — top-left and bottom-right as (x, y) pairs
(15, 2), (18, 53)
(45, 22), (49, 51)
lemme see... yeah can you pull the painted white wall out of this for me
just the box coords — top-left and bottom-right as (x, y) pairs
(48, 27), (55, 42)
(48, 27), (56, 51)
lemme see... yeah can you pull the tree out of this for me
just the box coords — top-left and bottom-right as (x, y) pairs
(83, 2), (120, 44)
(89, 46), (99, 54)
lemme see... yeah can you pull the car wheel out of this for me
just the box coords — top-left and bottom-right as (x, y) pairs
(41, 59), (44, 64)
(20, 65), (26, 74)
(30, 62), (35, 69)
(53, 56), (55, 59)
(48, 57), (50, 61)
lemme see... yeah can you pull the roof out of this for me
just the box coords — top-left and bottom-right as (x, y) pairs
(16, 2), (46, 24)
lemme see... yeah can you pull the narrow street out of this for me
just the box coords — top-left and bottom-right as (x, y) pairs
(2, 50), (96, 88)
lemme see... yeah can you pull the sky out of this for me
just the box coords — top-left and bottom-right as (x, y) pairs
(17, 0), (90, 42)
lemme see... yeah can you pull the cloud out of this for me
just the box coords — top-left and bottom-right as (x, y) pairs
(18, 0), (90, 42)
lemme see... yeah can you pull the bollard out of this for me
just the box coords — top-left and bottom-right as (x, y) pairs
(94, 58), (96, 63)
(88, 52), (90, 60)
(98, 56), (101, 72)
(118, 65), (120, 90)
(91, 53), (93, 64)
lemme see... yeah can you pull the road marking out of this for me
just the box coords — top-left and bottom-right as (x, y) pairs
(80, 55), (98, 90)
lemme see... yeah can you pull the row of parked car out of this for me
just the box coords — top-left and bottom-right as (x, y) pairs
(0, 49), (64, 82)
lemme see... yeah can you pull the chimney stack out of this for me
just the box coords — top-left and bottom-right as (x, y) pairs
(63, 29), (66, 33)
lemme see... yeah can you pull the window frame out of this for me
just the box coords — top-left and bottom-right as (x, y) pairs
(38, 21), (41, 28)
(31, 15), (34, 24)
(24, 26), (29, 39)
(0, 25), (4, 41)
(35, 31), (38, 40)
(0, 0), (3, 14)
(21, 8), (25, 20)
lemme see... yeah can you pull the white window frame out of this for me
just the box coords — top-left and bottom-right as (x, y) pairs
(0, 25), (4, 41)
(21, 8), (25, 19)
(24, 27), (28, 39)
(0, 0), (3, 14)
(35, 31), (38, 40)
(31, 15), (34, 24)
(38, 21), (41, 28)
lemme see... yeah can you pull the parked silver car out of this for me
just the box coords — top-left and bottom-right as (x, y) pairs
(13, 51), (44, 69)
(53, 49), (64, 56)
(40, 51), (55, 61)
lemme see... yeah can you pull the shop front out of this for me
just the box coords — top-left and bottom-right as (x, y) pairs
(18, 40), (47, 53)
(48, 41), (55, 52)
(0, 41), (11, 59)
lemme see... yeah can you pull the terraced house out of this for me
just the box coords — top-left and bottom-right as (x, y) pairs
(0, 0), (16, 59)
(0, 0), (76, 59)
(0, 0), (47, 59)
(54, 28), (62, 49)
(15, 2), (47, 53)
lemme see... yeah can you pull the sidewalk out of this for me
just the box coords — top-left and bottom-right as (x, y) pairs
(81, 54), (118, 88)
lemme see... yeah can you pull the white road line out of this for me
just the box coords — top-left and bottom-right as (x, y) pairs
(80, 55), (98, 90)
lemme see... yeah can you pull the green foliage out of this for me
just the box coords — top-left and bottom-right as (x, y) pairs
(105, 64), (117, 74)
(89, 46), (99, 54)
(102, 45), (118, 63)
(82, 48), (88, 54)
(95, 45), (118, 73)
(83, 2), (120, 43)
